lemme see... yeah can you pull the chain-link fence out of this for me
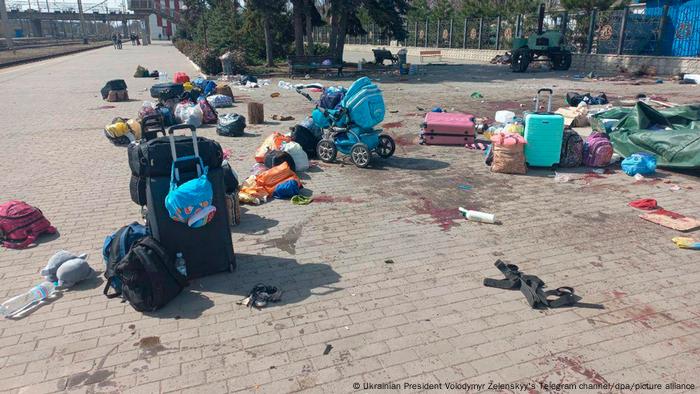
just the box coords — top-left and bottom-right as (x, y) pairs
(314, 6), (695, 57)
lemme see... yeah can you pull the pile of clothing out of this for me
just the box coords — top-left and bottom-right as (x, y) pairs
(239, 132), (309, 204)
(490, 52), (512, 65)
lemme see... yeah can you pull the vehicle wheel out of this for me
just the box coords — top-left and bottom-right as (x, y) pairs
(551, 51), (572, 71)
(377, 135), (396, 158)
(316, 140), (337, 163)
(511, 49), (530, 73)
(350, 143), (371, 168)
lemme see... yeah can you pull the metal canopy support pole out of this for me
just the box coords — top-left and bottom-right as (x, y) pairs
(448, 18), (453, 48)
(656, 5), (669, 55)
(0, 0), (15, 52)
(586, 9), (597, 54)
(424, 18), (428, 47)
(462, 18), (467, 48)
(143, 15), (151, 45)
(495, 15), (502, 50)
(414, 21), (418, 47)
(477, 18), (483, 50)
(617, 7), (629, 55)
(560, 11), (568, 36)
(77, 0), (88, 43)
(435, 19), (440, 47)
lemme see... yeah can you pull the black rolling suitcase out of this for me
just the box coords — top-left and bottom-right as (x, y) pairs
(144, 125), (235, 278)
(150, 82), (184, 101)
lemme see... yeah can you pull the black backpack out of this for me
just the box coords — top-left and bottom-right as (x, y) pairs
(104, 236), (186, 312)
(264, 150), (296, 172)
(101, 79), (127, 99)
(291, 125), (319, 159)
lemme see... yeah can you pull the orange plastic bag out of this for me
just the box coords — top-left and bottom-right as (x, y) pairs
(254, 132), (291, 163)
(255, 162), (301, 194)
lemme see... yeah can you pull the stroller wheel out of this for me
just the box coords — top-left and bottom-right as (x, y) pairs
(350, 143), (371, 168)
(377, 135), (396, 158)
(317, 140), (337, 163)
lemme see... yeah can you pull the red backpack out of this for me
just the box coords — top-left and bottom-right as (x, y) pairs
(174, 72), (190, 84)
(0, 201), (57, 249)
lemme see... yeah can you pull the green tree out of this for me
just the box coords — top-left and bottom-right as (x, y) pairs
(406, 0), (430, 20)
(248, 0), (286, 66)
(205, 3), (239, 52)
(182, 0), (209, 47)
(431, 0), (455, 20)
(327, 0), (409, 59)
(560, 0), (614, 11)
(292, 0), (305, 56)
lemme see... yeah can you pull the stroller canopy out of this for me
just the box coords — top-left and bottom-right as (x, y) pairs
(340, 77), (385, 129)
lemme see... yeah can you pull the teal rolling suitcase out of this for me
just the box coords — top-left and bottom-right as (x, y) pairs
(524, 89), (564, 167)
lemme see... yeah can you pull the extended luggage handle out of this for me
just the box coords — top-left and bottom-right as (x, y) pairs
(167, 124), (201, 180)
(534, 88), (554, 113)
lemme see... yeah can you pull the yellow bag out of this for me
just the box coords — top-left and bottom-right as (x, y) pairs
(183, 81), (194, 92)
(126, 119), (142, 139)
(105, 121), (130, 137)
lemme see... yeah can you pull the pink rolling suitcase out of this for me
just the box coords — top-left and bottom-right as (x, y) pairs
(421, 112), (476, 145)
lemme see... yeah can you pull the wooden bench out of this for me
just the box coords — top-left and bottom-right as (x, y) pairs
(372, 48), (398, 65)
(419, 50), (442, 63)
(288, 55), (343, 77)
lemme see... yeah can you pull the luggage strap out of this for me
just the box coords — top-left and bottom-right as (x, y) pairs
(103, 277), (121, 298)
(483, 260), (578, 309)
(483, 260), (522, 290)
(541, 287), (576, 308)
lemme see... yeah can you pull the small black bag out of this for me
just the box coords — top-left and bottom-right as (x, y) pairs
(101, 79), (127, 99)
(106, 236), (186, 312)
(291, 125), (319, 159)
(216, 113), (246, 137)
(264, 150), (296, 172)
(150, 82), (184, 101)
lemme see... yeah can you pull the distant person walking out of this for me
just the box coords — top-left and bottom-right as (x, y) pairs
(130, 33), (136, 46)
(136, 34), (141, 46)
(117, 33), (123, 50)
(111, 33), (118, 49)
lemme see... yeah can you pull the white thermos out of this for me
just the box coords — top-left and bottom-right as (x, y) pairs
(459, 207), (495, 224)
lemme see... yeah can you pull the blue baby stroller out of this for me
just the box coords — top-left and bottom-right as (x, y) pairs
(299, 77), (395, 168)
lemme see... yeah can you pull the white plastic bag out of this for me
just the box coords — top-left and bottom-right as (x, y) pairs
(175, 103), (203, 127)
(282, 141), (309, 172)
(207, 94), (233, 108)
(138, 101), (157, 119)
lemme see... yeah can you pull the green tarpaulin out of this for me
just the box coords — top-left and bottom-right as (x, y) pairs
(601, 102), (700, 169)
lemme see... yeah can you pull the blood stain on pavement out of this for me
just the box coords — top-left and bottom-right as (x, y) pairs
(409, 197), (463, 231)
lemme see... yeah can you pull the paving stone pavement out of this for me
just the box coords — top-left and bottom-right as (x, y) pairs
(1, 42), (699, 394)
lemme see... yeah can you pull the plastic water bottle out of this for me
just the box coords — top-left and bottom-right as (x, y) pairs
(459, 207), (496, 224)
(175, 253), (187, 277)
(0, 282), (57, 318)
